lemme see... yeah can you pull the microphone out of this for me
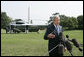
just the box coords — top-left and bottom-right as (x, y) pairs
(66, 35), (72, 41)
(66, 35), (70, 41)
(71, 39), (83, 52)
(65, 40), (73, 56)
(59, 32), (65, 42)
(66, 35), (69, 38)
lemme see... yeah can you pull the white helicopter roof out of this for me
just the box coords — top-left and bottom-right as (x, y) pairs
(9, 20), (47, 26)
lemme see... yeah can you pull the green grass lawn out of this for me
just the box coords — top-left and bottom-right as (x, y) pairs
(1, 29), (83, 56)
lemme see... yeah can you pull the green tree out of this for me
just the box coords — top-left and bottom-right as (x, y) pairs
(67, 17), (75, 29)
(1, 12), (12, 29)
(71, 17), (78, 29)
(60, 15), (69, 27)
(48, 13), (79, 30)
(60, 17), (78, 30)
(77, 15), (83, 29)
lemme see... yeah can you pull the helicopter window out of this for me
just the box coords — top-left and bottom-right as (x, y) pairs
(16, 22), (25, 24)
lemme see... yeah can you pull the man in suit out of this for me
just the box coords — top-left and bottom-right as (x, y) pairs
(44, 14), (66, 56)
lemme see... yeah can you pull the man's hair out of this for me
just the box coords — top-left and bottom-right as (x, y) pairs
(49, 14), (60, 24)
(52, 15), (60, 21)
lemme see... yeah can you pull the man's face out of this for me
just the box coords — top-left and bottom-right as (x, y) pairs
(53, 17), (60, 25)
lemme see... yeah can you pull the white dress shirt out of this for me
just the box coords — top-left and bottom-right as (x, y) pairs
(53, 23), (62, 35)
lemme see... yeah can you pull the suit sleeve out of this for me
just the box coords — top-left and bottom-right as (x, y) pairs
(44, 27), (51, 40)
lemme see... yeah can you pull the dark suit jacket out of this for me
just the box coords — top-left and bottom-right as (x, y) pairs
(44, 23), (64, 56)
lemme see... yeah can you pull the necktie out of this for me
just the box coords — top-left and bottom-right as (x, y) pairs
(55, 25), (58, 35)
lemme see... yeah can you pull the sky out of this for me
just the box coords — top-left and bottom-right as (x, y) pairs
(1, 1), (83, 25)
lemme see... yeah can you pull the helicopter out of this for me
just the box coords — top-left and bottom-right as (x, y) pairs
(6, 20), (48, 34)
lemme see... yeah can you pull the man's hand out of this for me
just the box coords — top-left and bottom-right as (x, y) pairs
(64, 47), (67, 52)
(47, 33), (55, 39)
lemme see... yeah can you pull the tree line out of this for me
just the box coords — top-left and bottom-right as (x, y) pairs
(1, 12), (83, 30)
(48, 13), (83, 30)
